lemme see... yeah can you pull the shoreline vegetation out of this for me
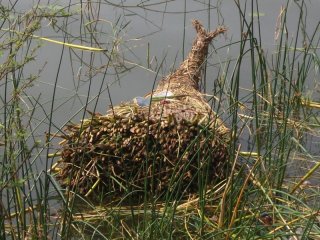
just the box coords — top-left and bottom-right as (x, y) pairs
(1, 1), (320, 239)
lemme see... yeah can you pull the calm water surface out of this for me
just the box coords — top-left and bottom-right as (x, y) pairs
(5, 0), (320, 188)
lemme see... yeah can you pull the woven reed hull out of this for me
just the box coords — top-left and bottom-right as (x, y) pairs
(54, 20), (229, 199)
(55, 106), (229, 199)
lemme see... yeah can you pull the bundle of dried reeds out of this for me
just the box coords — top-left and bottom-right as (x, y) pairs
(53, 20), (229, 199)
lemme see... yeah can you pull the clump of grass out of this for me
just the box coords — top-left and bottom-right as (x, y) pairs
(1, 0), (320, 239)
(0, 8), (45, 240)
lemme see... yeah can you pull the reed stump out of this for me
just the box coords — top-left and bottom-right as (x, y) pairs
(53, 20), (229, 199)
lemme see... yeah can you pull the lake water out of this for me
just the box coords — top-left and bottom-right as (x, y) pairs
(7, 0), (315, 129)
(3, 0), (318, 184)
(1, 0), (318, 185)
(2, 0), (320, 215)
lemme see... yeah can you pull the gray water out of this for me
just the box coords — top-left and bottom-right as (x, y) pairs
(1, 1), (320, 238)
(2, 0), (318, 184)
(1, 0), (318, 184)
(9, 0), (316, 130)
